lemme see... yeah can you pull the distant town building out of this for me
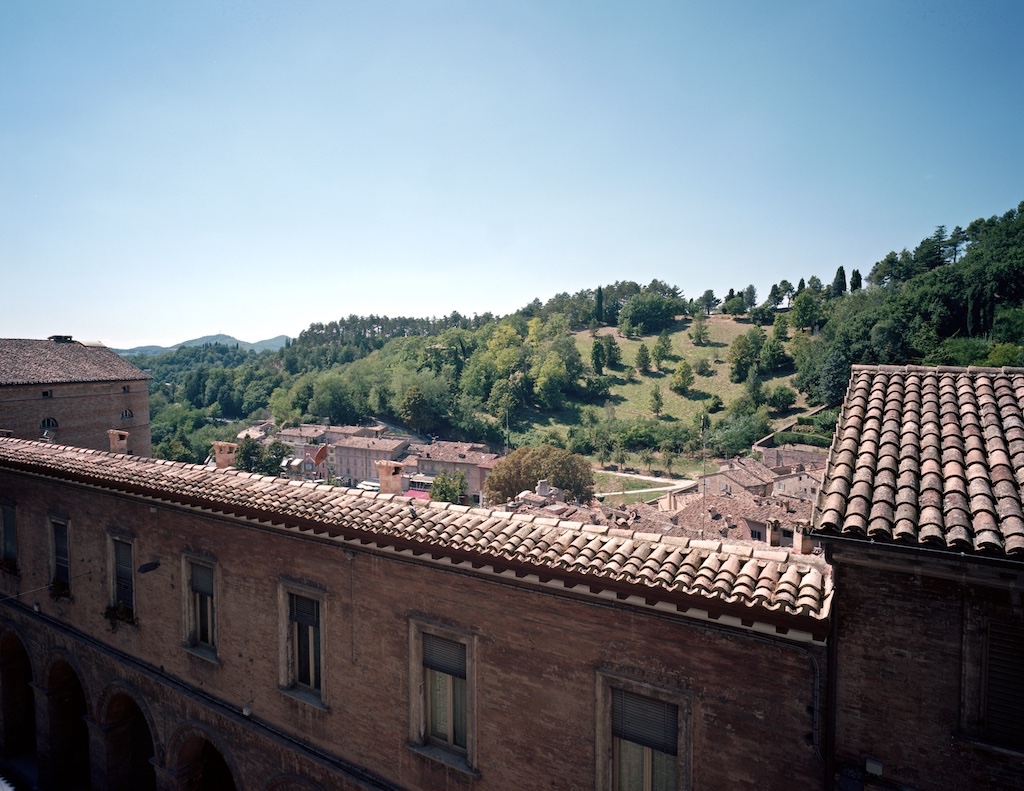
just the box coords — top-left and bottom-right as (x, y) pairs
(0, 335), (151, 456)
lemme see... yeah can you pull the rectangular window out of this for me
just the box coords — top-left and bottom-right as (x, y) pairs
(983, 620), (1024, 750)
(612, 689), (678, 791)
(1, 502), (16, 563)
(112, 539), (133, 609)
(289, 594), (321, 692)
(424, 633), (468, 751)
(408, 621), (476, 771)
(190, 563), (215, 649)
(52, 520), (70, 589)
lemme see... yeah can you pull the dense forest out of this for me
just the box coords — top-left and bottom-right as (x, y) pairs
(134, 200), (1024, 466)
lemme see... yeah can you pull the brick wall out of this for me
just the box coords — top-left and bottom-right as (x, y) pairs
(0, 468), (827, 790)
(0, 380), (150, 456)
(831, 549), (1024, 790)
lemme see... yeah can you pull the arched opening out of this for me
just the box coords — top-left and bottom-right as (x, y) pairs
(102, 692), (155, 791)
(47, 660), (89, 790)
(0, 633), (36, 759)
(173, 734), (237, 791)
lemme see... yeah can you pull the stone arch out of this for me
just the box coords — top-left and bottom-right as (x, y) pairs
(96, 682), (159, 791)
(166, 721), (239, 791)
(265, 775), (324, 791)
(42, 656), (90, 789)
(0, 629), (36, 757)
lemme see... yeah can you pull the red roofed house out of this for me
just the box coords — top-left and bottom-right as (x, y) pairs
(0, 336), (151, 457)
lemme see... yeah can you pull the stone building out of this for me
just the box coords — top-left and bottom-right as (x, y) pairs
(813, 365), (1024, 790)
(0, 436), (830, 790)
(0, 336), (151, 457)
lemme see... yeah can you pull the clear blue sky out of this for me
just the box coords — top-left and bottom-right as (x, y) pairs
(2, 1), (1022, 349)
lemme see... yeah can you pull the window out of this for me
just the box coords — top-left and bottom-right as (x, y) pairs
(112, 539), (133, 609)
(612, 689), (678, 791)
(1, 501), (16, 566)
(42, 390), (52, 398)
(52, 520), (70, 593)
(121, 409), (133, 419)
(40, 417), (58, 430)
(408, 621), (476, 772)
(289, 593), (321, 693)
(982, 620), (1024, 750)
(189, 562), (216, 650)
(122, 385), (130, 393)
(424, 633), (468, 751)
(597, 673), (687, 791)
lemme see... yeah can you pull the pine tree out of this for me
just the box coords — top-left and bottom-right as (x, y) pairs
(635, 343), (651, 373)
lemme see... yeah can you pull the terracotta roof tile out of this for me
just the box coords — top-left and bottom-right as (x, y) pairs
(814, 365), (1024, 558)
(0, 438), (831, 623)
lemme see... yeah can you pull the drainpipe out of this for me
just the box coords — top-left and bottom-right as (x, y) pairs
(824, 543), (839, 791)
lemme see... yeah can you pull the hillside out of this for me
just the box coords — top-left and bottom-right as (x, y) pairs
(137, 199), (1024, 466)
(115, 334), (289, 356)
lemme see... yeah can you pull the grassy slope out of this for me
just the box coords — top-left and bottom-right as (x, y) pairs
(576, 314), (807, 427)
(544, 315), (815, 484)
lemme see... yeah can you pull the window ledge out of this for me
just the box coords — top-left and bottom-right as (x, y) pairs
(406, 742), (479, 778)
(182, 644), (221, 666)
(278, 685), (328, 711)
(954, 732), (1024, 759)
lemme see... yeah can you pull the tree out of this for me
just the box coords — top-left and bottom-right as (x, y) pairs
(765, 384), (797, 412)
(749, 304), (775, 326)
(595, 286), (604, 323)
(721, 296), (747, 315)
(235, 437), (264, 473)
(778, 279), (795, 306)
(669, 360), (694, 395)
(768, 284), (783, 307)
(773, 313), (789, 341)
(638, 447), (655, 473)
(618, 291), (682, 335)
(743, 284), (757, 310)
(758, 336), (787, 373)
(849, 269), (862, 292)
(590, 338), (606, 375)
(698, 290), (720, 315)
(635, 343), (651, 373)
(652, 331), (672, 368)
(482, 445), (595, 503)
(832, 266), (847, 298)
(398, 386), (438, 434)
(601, 334), (622, 367)
(649, 385), (663, 417)
(727, 327), (764, 382)
(235, 437), (290, 476)
(596, 443), (611, 469)
(688, 313), (710, 346)
(661, 448), (677, 477)
(613, 443), (628, 470)
(790, 291), (821, 331)
(430, 469), (467, 504)
(818, 348), (851, 406)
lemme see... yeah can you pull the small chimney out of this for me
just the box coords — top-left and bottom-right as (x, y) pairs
(375, 459), (405, 495)
(48, 335), (74, 343)
(108, 429), (129, 454)
(212, 441), (238, 469)
(536, 479), (550, 496)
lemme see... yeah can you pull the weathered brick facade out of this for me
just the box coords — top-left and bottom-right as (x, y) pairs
(0, 439), (829, 790)
(0, 337), (151, 457)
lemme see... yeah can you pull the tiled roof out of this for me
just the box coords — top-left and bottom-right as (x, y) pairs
(0, 438), (831, 628)
(669, 490), (812, 535)
(814, 365), (1024, 557)
(334, 437), (409, 451)
(408, 442), (501, 465)
(0, 338), (150, 386)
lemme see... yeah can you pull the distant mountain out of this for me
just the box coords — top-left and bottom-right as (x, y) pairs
(115, 334), (289, 356)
